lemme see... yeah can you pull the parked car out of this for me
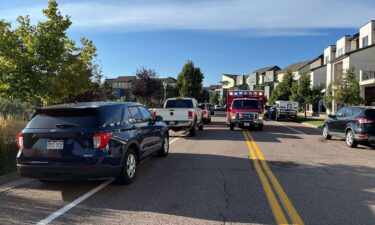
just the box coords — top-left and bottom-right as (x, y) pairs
(264, 105), (276, 119)
(153, 98), (204, 136)
(322, 106), (375, 148)
(272, 101), (299, 121)
(16, 102), (169, 184)
(207, 103), (215, 115)
(199, 103), (211, 124)
(226, 90), (265, 131)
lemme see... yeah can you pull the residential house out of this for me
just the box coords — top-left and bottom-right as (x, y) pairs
(106, 76), (136, 100)
(276, 61), (311, 83)
(326, 20), (375, 113)
(159, 77), (177, 87)
(221, 74), (238, 89)
(248, 66), (281, 100)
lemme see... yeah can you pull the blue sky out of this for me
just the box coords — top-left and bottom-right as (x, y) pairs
(1, 0), (375, 86)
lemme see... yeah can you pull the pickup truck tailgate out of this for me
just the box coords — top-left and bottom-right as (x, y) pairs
(155, 109), (190, 121)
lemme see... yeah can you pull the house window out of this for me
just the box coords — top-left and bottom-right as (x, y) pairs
(362, 36), (369, 47)
(337, 48), (344, 57)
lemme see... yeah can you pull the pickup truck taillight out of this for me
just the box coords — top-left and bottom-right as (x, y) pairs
(188, 111), (194, 119)
(356, 117), (373, 124)
(93, 132), (112, 149)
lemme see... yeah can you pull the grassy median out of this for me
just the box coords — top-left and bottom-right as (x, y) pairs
(297, 116), (325, 128)
(0, 116), (26, 175)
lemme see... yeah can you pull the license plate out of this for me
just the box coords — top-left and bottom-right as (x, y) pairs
(244, 123), (250, 126)
(169, 121), (175, 125)
(47, 140), (64, 150)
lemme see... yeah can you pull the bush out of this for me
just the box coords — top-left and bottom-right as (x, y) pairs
(0, 116), (26, 174)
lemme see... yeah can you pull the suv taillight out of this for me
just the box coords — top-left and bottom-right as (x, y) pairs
(93, 132), (112, 149)
(188, 111), (194, 119)
(356, 117), (373, 124)
(17, 133), (23, 150)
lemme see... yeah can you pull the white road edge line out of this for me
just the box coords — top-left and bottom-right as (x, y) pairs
(273, 121), (307, 135)
(36, 178), (114, 225)
(36, 134), (183, 225)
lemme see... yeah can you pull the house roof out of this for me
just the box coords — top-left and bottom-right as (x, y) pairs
(159, 77), (177, 83)
(104, 78), (115, 85)
(277, 61), (311, 74)
(299, 55), (324, 74)
(251, 65), (280, 74)
(209, 85), (222, 90)
(222, 74), (239, 79)
(114, 76), (136, 82)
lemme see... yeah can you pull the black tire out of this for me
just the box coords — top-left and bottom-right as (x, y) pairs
(115, 148), (137, 185)
(189, 122), (197, 136)
(258, 124), (263, 131)
(346, 129), (358, 148)
(158, 134), (169, 157)
(230, 123), (234, 131)
(322, 125), (332, 140)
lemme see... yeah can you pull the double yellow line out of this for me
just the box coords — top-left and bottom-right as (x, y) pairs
(243, 131), (304, 225)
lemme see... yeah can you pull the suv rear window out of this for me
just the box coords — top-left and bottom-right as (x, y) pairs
(232, 100), (260, 109)
(165, 99), (194, 108)
(27, 106), (123, 129)
(365, 109), (375, 119)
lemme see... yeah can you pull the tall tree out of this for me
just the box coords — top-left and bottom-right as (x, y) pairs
(176, 60), (204, 100)
(131, 67), (163, 107)
(210, 92), (219, 105)
(290, 73), (311, 119)
(0, 0), (98, 105)
(332, 66), (365, 107)
(269, 70), (295, 104)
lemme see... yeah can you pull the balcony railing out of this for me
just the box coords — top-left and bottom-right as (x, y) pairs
(360, 70), (375, 81)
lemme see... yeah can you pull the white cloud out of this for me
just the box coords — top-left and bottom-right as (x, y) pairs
(1, 0), (375, 36)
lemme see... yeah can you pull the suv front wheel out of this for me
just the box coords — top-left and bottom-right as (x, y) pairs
(346, 129), (358, 148)
(322, 125), (332, 140)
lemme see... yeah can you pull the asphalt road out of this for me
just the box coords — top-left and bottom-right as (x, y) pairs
(0, 112), (375, 225)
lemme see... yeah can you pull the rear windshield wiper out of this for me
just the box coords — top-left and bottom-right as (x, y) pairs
(55, 124), (78, 128)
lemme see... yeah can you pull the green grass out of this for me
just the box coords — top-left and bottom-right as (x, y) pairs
(297, 116), (324, 127)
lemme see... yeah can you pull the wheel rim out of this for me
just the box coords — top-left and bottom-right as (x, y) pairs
(126, 154), (136, 178)
(164, 136), (169, 153)
(346, 131), (353, 146)
(323, 126), (328, 138)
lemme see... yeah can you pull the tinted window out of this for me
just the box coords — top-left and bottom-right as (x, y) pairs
(232, 100), (260, 109)
(27, 106), (123, 129)
(365, 109), (375, 119)
(165, 99), (194, 108)
(138, 106), (152, 122)
(353, 108), (363, 117)
(128, 107), (143, 123)
(344, 108), (353, 117)
(336, 107), (345, 117)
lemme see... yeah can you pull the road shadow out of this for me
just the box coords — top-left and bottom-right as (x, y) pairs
(1, 153), (375, 225)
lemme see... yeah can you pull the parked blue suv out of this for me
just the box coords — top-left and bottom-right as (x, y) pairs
(323, 106), (375, 148)
(16, 102), (169, 185)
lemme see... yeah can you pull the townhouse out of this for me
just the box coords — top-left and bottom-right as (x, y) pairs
(276, 61), (310, 82)
(246, 66), (280, 98)
(326, 20), (375, 113)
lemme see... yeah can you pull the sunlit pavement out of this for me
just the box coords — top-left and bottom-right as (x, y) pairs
(1, 112), (375, 225)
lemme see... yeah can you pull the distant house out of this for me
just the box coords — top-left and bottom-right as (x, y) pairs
(246, 66), (280, 99)
(221, 74), (238, 89)
(276, 61), (311, 83)
(159, 77), (177, 87)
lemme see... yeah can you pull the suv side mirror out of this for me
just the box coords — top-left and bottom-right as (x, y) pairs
(155, 115), (163, 122)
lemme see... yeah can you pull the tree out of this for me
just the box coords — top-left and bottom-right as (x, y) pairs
(290, 73), (312, 119)
(210, 92), (219, 105)
(269, 70), (295, 104)
(200, 89), (210, 103)
(176, 60), (204, 100)
(323, 83), (334, 113)
(166, 85), (178, 99)
(332, 66), (365, 108)
(0, 0), (98, 105)
(131, 67), (163, 107)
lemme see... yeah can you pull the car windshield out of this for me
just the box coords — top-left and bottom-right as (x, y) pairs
(232, 100), (260, 109)
(165, 100), (194, 108)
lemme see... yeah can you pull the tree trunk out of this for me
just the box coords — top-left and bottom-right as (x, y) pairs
(304, 104), (307, 120)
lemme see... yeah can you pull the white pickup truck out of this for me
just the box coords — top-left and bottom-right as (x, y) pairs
(153, 98), (204, 136)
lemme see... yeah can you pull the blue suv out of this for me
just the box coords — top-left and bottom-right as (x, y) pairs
(16, 102), (169, 185)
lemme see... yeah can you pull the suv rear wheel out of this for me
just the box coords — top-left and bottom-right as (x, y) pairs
(115, 148), (137, 185)
(322, 125), (332, 140)
(346, 129), (358, 148)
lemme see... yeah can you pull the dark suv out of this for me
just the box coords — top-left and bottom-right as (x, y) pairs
(323, 106), (375, 148)
(17, 102), (169, 184)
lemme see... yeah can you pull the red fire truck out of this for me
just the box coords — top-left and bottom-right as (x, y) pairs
(226, 90), (265, 131)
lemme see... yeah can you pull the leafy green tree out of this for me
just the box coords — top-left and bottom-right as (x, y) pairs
(210, 92), (220, 105)
(199, 89), (210, 103)
(332, 66), (365, 108)
(166, 85), (178, 99)
(131, 67), (163, 107)
(290, 73), (312, 119)
(176, 60), (204, 100)
(269, 70), (295, 104)
(323, 83), (334, 112)
(0, 0), (98, 105)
